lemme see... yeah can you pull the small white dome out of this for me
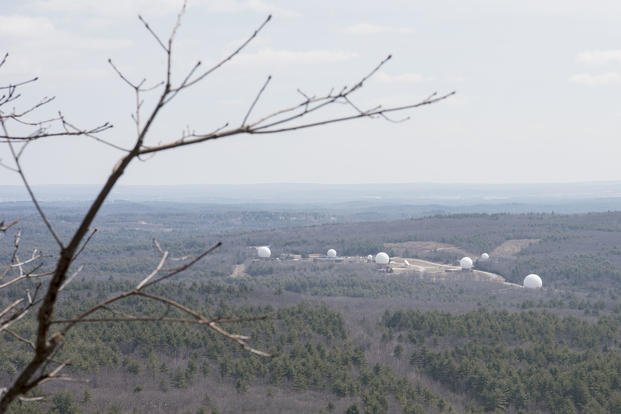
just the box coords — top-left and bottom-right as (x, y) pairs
(327, 249), (337, 258)
(459, 257), (473, 270)
(257, 246), (271, 258)
(367, 255), (373, 261)
(523, 274), (543, 289)
(480, 253), (490, 261)
(375, 252), (390, 265)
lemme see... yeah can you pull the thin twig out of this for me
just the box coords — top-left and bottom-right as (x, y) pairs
(251, 91), (455, 134)
(0, 124), (113, 141)
(3, 135), (63, 247)
(140, 241), (221, 289)
(108, 59), (140, 89)
(73, 228), (98, 261)
(61, 118), (123, 152)
(0, 299), (24, 320)
(0, 52), (8, 69)
(59, 265), (83, 291)
(137, 15), (168, 52)
(138, 91), (455, 155)
(0, 220), (18, 232)
(174, 15), (272, 91)
(135, 291), (271, 357)
(242, 75), (272, 127)
(136, 250), (169, 289)
(5, 328), (35, 350)
(0, 77), (39, 91)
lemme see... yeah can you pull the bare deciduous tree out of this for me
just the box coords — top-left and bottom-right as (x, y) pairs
(0, 3), (453, 410)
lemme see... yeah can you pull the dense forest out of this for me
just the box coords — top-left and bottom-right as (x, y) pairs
(383, 309), (621, 413)
(2, 203), (621, 413)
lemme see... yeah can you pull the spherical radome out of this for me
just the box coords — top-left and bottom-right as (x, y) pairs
(523, 274), (543, 289)
(327, 249), (337, 258)
(460, 256), (473, 269)
(367, 255), (373, 261)
(375, 252), (390, 265)
(257, 246), (271, 258)
(480, 253), (490, 261)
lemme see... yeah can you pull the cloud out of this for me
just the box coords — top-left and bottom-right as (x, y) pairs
(28, 0), (297, 18)
(343, 23), (413, 36)
(0, 15), (131, 80)
(27, 0), (183, 17)
(569, 72), (621, 86)
(446, 75), (466, 83)
(0, 15), (55, 38)
(203, 0), (299, 18)
(576, 50), (621, 65)
(236, 48), (357, 65)
(0, 15), (131, 50)
(375, 71), (428, 84)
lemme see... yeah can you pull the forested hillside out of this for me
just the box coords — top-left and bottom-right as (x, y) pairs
(2, 204), (621, 413)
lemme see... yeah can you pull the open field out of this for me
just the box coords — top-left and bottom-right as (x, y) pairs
(491, 239), (540, 257)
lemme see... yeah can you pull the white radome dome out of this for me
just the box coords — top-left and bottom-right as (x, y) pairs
(460, 256), (473, 270)
(523, 274), (543, 289)
(480, 253), (490, 262)
(375, 252), (390, 265)
(327, 249), (337, 258)
(257, 246), (271, 258)
(367, 255), (374, 261)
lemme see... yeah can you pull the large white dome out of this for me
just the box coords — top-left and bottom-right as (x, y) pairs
(257, 246), (271, 258)
(523, 274), (543, 289)
(375, 252), (390, 265)
(459, 257), (473, 270)
(327, 249), (337, 258)
(479, 253), (490, 262)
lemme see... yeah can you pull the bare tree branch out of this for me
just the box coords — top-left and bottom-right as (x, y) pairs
(136, 250), (169, 289)
(0, 52), (8, 69)
(0, 299), (24, 321)
(0, 2), (452, 408)
(0, 77), (38, 91)
(2, 133), (63, 247)
(242, 75), (272, 127)
(134, 291), (271, 357)
(4, 328), (35, 350)
(0, 220), (18, 232)
(140, 241), (222, 289)
(171, 14), (272, 92)
(138, 90), (454, 155)
(73, 228), (98, 261)
(137, 15), (168, 53)
(59, 265), (83, 292)
(0, 123), (113, 142)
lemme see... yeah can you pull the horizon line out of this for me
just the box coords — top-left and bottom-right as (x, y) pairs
(1, 180), (621, 187)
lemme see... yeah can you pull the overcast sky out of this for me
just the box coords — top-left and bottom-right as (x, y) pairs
(1, 0), (621, 186)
